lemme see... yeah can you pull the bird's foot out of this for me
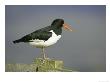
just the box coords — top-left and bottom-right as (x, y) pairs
(42, 56), (50, 60)
(42, 53), (50, 60)
(42, 54), (46, 59)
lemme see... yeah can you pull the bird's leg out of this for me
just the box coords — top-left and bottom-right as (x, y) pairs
(41, 47), (46, 59)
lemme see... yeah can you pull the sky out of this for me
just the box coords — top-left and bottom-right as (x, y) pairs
(5, 5), (106, 72)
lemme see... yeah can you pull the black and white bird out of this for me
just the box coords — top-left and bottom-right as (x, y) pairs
(13, 19), (73, 59)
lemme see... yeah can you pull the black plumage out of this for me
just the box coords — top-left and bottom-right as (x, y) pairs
(13, 19), (64, 44)
(13, 30), (52, 43)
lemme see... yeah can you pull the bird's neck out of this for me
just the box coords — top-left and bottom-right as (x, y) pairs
(51, 26), (62, 35)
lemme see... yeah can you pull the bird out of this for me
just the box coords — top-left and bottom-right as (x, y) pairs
(13, 19), (73, 59)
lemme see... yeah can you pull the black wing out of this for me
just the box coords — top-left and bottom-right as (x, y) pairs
(13, 26), (52, 43)
(20, 31), (52, 42)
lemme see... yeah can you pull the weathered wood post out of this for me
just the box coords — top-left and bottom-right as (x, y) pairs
(33, 58), (64, 72)
(6, 58), (76, 72)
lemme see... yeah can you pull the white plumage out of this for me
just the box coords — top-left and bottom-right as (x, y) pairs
(29, 30), (61, 48)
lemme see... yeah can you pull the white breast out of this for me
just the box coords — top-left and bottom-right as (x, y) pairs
(29, 30), (61, 48)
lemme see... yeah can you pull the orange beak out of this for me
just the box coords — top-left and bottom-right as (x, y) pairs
(63, 23), (73, 31)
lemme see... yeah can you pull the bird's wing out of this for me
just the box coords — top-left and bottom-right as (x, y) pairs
(19, 30), (52, 42)
(29, 31), (52, 41)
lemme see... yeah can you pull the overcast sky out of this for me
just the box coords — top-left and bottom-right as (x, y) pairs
(5, 5), (106, 72)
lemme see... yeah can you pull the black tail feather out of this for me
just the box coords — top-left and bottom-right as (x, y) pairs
(13, 39), (21, 44)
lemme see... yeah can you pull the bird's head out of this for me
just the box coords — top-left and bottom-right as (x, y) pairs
(51, 19), (73, 31)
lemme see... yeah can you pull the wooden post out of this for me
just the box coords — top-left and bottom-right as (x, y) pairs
(33, 58), (64, 72)
(5, 58), (76, 72)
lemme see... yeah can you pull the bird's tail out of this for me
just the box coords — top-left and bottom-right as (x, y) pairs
(13, 39), (21, 44)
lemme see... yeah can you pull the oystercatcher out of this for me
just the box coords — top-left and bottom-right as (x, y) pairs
(13, 19), (73, 59)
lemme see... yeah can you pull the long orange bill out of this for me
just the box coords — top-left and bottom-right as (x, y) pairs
(63, 23), (73, 31)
